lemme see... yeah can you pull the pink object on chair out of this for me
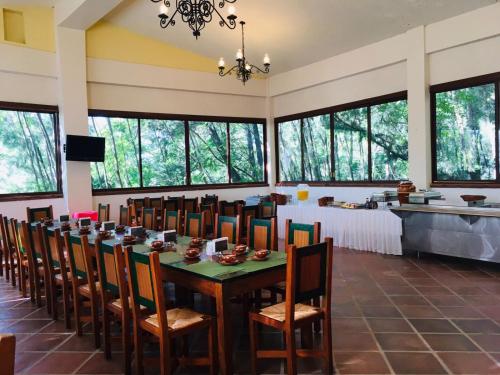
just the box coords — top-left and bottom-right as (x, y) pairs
(72, 211), (98, 221)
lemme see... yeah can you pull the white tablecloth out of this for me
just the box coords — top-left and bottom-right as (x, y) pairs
(277, 204), (402, 255)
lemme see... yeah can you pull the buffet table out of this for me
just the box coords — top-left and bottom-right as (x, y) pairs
(277, 204), (403, 255)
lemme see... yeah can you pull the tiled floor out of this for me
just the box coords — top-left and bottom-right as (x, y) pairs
(1, 248), (500, 374)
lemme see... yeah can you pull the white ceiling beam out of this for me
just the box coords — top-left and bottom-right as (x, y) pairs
(55, 0), (123, 30)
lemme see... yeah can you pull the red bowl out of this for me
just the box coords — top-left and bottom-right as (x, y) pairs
(254, 249), (269, 259)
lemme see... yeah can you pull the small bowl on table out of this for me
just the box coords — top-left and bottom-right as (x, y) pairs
(149, 240), (165, 252)
(115, 225), (126, 234)
(252, 249), (270, 261)
(94, 221), (102, 230)
(123, 235), (136, 245)
(189, 238), (203, 248)
(98, 230), (111, 239)
(79, 226), (91, 235)
(219, 254), (240, 266)
(184, 247), (201, 260)
(42, 217), (53, 227)
(233, 244), (248, 256)
(60, 221), (71, 232)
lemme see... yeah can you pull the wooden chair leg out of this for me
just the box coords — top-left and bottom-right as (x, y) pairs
(73, 293), (83, 336)
(20, 266), (27, 298)
(322, 316), (333, 374)
(0, 249), (4, 278)
(208, 319), (217, 375)
(28, 266), (36, 303)
(300, 325), (313, 349)
(159, 336), (171, 375)
(249, 318), (258, 375)
(134, 326), (144, 375)
(103, 309), (111, 359)
(313, 297), (321, 333)
(90, 297), (100, 348)
(51, 281), (58, 321)
(10, 253), (16, 287)
(123, 316), (131, 375)
(44, 270), (52, 315)
(62, 283), (71, 329)
(254, 290), (262, 310)
(4, 251), (10, 282)
(285, 329), (297, 375)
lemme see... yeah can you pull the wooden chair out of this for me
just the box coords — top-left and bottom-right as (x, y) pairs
(142, 208), (157, 230)
(125, 248), (217, 375)
(285, 220), (321, 248)
(184, 211), (206, 238)
(248, 238), (334, 375)
(30, 223), (53, 313)
(238, 204), (259, 240)
(246, 217), (278, 251)
(201, 194), (218, 210)
(199, 203), (215, 237)
(167, 196), (184, 212)
(183, 197), (198, 214)
(163, 210), (181, 232)
(95, 242), (134, 375)
(0, 215), (15, 285)
(40, 226), (72, 328)
(119, 205), (133, 226)
(218, 200), (239, 217)
(164, 198), (180, 213)
(147, 196), (164, 211)
(26, 205), (54, 222)
(259, 201), (277, 219)
(128, 198), (146, 224)
(0, 334), (16, 375)
(98, 203), (110, 222)
(15, 221), (38, 303)
(64, 233), (101, 348)
(214, 214), (241, 244)
(0, 217), (4, 279)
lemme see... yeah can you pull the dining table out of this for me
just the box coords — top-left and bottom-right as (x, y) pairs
(37, 221), (287, 375)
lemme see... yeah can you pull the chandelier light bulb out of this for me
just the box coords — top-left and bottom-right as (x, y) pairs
(245, 63), (251, 71)
(263, 53), (270, 65)
(236, 49), (243, 60)
(227, 5), (236, 16)
(218, 57), (225, 68)
(159, 4), (168, 15)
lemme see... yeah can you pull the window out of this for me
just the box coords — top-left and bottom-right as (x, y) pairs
(433, 82), (496, 182)
(0, 104), (60, 197)
(229, 123), (265, 183)
(275, 93), (408, 184)
(89, 116), (140, 189)
(89, 111), (266, 192)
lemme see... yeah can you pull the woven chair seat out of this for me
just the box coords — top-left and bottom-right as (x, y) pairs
(259, 302), (320, 322)
(145, 307), (204, 331)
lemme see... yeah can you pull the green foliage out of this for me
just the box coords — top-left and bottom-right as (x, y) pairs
(436, 84), (495, 181)
(229, 123), (265, 183)
(0, 110), (57, 193)
(304, 115), (331, 181)
(278, 119), (302, 181)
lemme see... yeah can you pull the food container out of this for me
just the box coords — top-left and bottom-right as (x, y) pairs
(296, 184), (310, 203)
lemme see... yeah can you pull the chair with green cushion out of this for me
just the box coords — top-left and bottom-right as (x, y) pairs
(184, 211), (206, 238)
(164, 198), (180, 212)
(214, 214), (241, 244)
(237, 204), (259, 240)
(218, 200), (240, 217)
(246, 217), (278, 251)
(98, 203), (110, 222)
(199, 203), (215, 237)
(30, 224), (51, 312)
(285, 219), (321, 248)
(119, 205), (133, 226)
(259, 201), (276, 219)
(184, 197), (199, 214)
(26, 205), (53, 222)
(163, 210), (181, 232)
(142, 208), (158, 230)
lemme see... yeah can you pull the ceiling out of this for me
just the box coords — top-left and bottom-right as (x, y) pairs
(103, 0), (496, 74)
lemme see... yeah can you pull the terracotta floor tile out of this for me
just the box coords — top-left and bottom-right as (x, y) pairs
(334, 352), (390, 374)
(438, 352), (500, 374)
(380, 285), (419, 295)
(385, 352), (447, 374)
(354, 294), (392, 306)
(422, 333), (480, 351)
(375, 333), (428, 351)
(451, 286), (490, 296)
(427, 295), (467, 307)
(332, 332), (378, 351)
(398, 305), (443, 318)
(405, 277), (440, 286)
(438, 306), (485, 318)
(416, 286), (454, 295)
(0, 308), (38, 320)
(360, 305), (402, 318)
(27, 352), (92, 374)
(16, 333), (69, 352)
(367, 318), (414, 333)
(14, 352), (45, 374)
(55, 333), (97, 352)
(453, 319), (500, 334)
(7, 319), (52, 333)
(409, 319), (459, 333)
(471, 334), (500, 352)
(76, 352), (124, 374)
(332, 318), (369, 333)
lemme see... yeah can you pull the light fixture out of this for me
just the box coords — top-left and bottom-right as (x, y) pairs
(218, 21), (271, 85)
(151, 0), (238, 39)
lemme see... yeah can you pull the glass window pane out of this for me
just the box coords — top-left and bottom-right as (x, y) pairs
(229, 123), (265, 183)
(435, 84), (496, 181)
(141, 119), (186, 187)
(189, 121), (228, 184)
(333, 108), (369, 181)
(371, 100), (409, 181)
(303, 115), (331, 181)
(0, 110), (57, 194)
(89, 116), (140, 189)
(278, 120), (302, 181)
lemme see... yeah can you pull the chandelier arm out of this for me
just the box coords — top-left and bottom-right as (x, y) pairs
(249, 64), (270, 74)
(219, 65), (239, 77)
(211, 5), (237, 29)
(159, 7), (180, 28)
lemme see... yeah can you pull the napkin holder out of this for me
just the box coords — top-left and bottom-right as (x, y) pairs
(103, 221), (115, 231)
(206, 237), (228, 255)
(161, 230), (177, 243)
(79, 217), (91, 227)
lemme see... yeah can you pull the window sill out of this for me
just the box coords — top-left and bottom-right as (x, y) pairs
(0, 193), (63, 202)
(431, 182), (500, 189)
(276, 181), (400, 188)
(92, 183), (269, 196)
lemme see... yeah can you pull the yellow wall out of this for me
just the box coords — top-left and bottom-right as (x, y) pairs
(86, 21), (217, 73)
(0, 5), (55, 52)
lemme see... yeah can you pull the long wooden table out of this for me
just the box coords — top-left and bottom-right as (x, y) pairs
(41, 224), (287, 375)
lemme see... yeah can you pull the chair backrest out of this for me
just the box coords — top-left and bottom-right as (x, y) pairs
(259, 201), (276, 218)
(285, 238), (333, 325)
(125, 247), (156, 313)
(147, 197), (164, 211)
(142, 208), (157, 230)
(0, 334), (15, 375)
(29, 224), (43, 260)
(246, 217), (277, 251)
(163, 210), (181, 232)
(12, 220), (25, 258)
(97, 203), (110, 222)
(96, 242), (120, 298)
(113, 244), (131, 315)
(0, 215), (12, 255)
(26, 205), (53, 222)
(164, 198), (179, 212)
(201, 194), (218, 208)
(285, 220), (321, 248)
(184, 197), (198, 213)
(199, 203), (215, 230)
(184, 211), (206, 238)
(237, 204), (258, 235)
(119, 205), (133, 226)
(41, 227), (68, 284)
(218, 200), (239, 217)
(215, 214), (240, 244)
(167, 196), (185, 212)
(64, 232), (89, 280)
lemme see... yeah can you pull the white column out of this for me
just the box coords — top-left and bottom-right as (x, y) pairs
(55, 26), (93, 214)
(406, 26), (431, 189)
(265, 79), (276, 190)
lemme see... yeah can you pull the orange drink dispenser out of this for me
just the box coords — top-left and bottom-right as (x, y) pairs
(296, 184), (310, 203)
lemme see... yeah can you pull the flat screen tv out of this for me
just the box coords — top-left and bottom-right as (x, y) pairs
(65, 135), (105, 162)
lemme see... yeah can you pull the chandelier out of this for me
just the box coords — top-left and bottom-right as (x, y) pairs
(218, 21), (271, 85)
(151, 0), (238, 39)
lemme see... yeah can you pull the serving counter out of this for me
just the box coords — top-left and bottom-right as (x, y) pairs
(391, 204), (500, 263)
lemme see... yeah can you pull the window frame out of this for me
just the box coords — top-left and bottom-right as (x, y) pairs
(430, 73), (500, 188)
(88, 109), (268, 195)
(274, 91), (408, 187)
(0, 101), (63, 202)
